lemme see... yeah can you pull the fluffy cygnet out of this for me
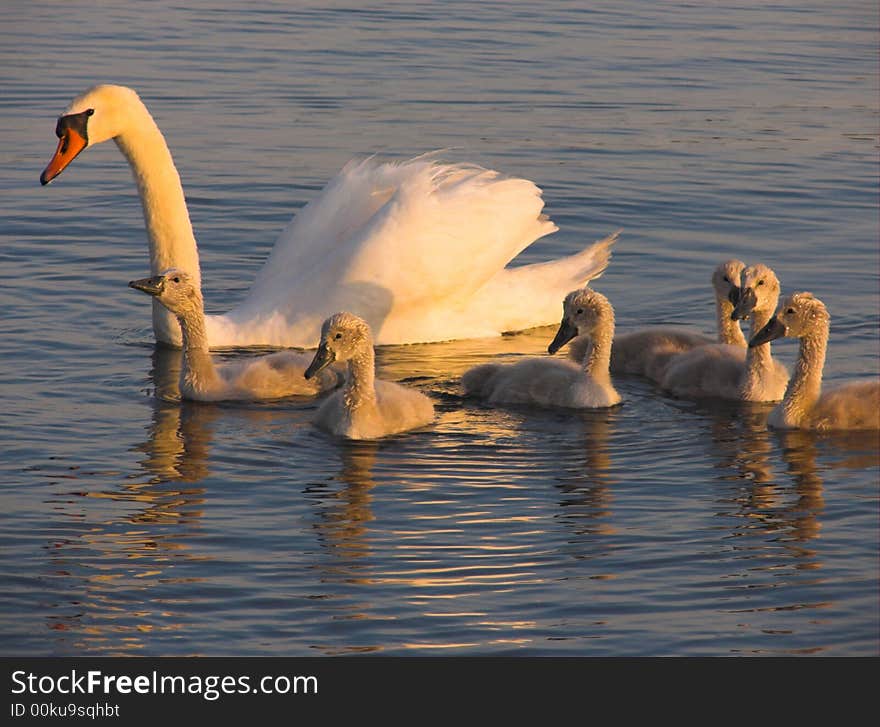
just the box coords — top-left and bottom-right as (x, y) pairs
(462, 287), (621, 409)
(660, 263), (788, 401)
(130, 270), (340, 401)
(750, 292), (879, 430)
(304, 312), (435, 439)
(578, 259), (747, 383)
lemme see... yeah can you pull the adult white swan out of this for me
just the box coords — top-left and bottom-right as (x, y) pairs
(41, 84), (617, 349)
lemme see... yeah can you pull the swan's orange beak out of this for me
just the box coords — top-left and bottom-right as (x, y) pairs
(40, 127), (87, 185)
(41, 108), (94, 185)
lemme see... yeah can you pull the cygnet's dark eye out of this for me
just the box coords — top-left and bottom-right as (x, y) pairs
(757, 280), (764, 286)
(173, 276), (180, 283)
(334, 333), (342, 340)
(723, 276), (729, 283)
(786, 308), (794, 315)
(576, 308), (583, 315)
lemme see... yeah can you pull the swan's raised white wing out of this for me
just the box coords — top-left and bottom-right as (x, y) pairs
(221, 157), (557, 346)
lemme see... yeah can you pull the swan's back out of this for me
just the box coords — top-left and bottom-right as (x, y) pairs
(464, 357), (575, 405)
(374, 379), (436, 435)
(743, 357), (789, 403)
(607, 328), (713, 381)
(797, 380), (880, 431)
(315, 380), (434, 440)
(221, 351), (340, 401)
(660, 343), (746, 399)
(464, 356), (621, 409)
(226, 156), (558, 345)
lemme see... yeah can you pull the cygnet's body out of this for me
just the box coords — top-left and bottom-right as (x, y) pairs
(750, 293), (880, 430)
(304, 312), (435, 439)
(130, 270), (340, 401)
(462, 288), (621, 409)
(579, 260), (747, 382)
(660, 263), (788, 401)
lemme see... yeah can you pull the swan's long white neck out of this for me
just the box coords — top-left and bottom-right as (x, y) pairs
(113, 100), (201, 345)
(716, 296), (745, 347)
(581, 313), (614, 385)
(343, 341), (377, 410)
(778, 323), (828, 427)
(741, 304), (775, 397)
(175, 300), (219, 395)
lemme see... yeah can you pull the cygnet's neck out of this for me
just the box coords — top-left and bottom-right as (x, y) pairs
(581, 314), (614, 385)
(716, 295), (746, 347)
(343, 340), (377, 409)
(779, 323), (828, 427)
(174, 298), (220, 394)
(741, 304), (775, 395)
(113, 98), (202, 343)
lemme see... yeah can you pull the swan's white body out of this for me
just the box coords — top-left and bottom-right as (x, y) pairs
(660, 263), (788, 401)
(572, 260), (747, 382)
(305, 312), (435, 439)
(129, 270), (340, 401)
(45, 85), (617, 348)
(751, 293), (880, 431)
(463, 288), (621, 409)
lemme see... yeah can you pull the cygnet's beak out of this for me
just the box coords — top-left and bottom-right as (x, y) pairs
(548, 317), (579, 355)
(749, 316), (786, 348)
(727, 284), (741, 305)
(731, 287), (756, 321)
(129, 275), (166, 297)
(40, 110), (93, 185)
(304, 342), (335, 380)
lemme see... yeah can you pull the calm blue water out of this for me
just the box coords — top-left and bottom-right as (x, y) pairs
(1, 1), (877, 656)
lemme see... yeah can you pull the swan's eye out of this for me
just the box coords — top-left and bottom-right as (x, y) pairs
(172, 276), (180, 283)
(334, 333), (342, 340)
(786, 308), (794, 315)
(576, 308), (583, 315)
(757, 280), (764, 286)
(723, 276), (729, 283)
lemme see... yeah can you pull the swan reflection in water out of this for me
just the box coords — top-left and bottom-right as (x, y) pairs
(307, 440), (379, 565)
(42, 347), (211, 652)
(551, 409), (618, 542)
(134, 346), (214, 483)
(698, 402), (824, 559)
(699, 399), (878, 586)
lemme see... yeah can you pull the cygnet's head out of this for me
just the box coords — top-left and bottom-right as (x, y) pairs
(731, 263), (781, 322)
(41, 85), (143, 185)
(305, 312), (373, 379)
(548, 287), (614, 355)
(712, 259), (746, 307)
(129, 268), (202, 317)
(749, 292), (829, 348)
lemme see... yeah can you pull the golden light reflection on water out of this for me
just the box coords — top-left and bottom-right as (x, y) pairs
(133, 347), (215, 483)
(300, 357), (622, 652)
(44, 479), (207, 654)
(310, 440), (378, 564)
(33, 334), (875, 655)
(694, 399), (874, 650)
(41, 349), (215, 653)
(703, 403), (827, 570)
